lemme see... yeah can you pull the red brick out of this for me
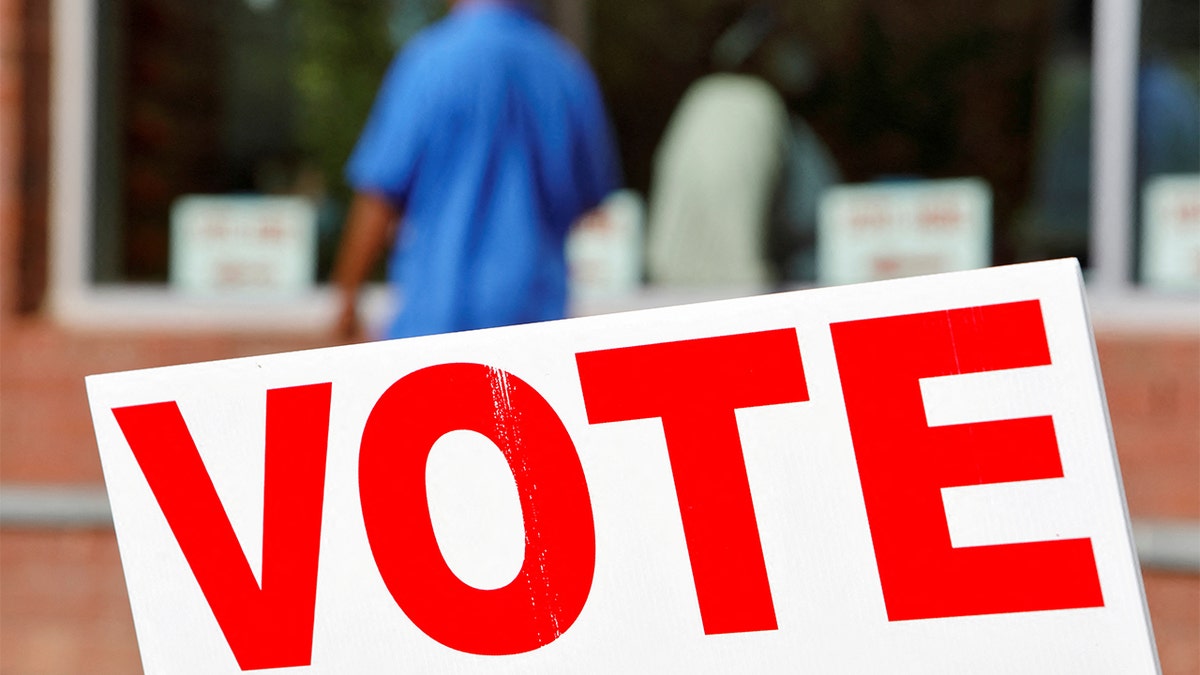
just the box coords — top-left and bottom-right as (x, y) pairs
(0, 0), (21, 60)
(0, 0), (20, 320)
(0, 529), (1194, 673)
(0, 530), (142, 674)
(1144, 571), (1200, 675)
(1097, 332), (1200, 520)
(1, 317), (331, 483)
(0, 316), (1195, 673)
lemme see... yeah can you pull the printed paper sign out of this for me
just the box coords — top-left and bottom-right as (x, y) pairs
(818, 178), (992, 285)
(87, 260), (1158, 674)
(169, 195), (317, 296)
(567, 190), (645, 301)
(1141, 174), (1200, 292)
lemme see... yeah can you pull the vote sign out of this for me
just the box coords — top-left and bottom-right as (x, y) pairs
(87, 260), (1158, 673)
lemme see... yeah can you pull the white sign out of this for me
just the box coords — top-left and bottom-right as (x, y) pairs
(818, 178), (991, 286)
(170, 195), (317, 296)
(1141, 174), (1200, 292)
(87, 260), (1157, 674)
(567, 190), (645, 301)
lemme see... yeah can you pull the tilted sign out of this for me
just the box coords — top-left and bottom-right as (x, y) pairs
(87, 260), (1158, 673)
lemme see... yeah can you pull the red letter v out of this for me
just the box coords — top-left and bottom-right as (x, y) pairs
(113, 383), (332, 671)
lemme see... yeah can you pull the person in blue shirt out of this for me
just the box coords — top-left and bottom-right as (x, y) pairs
(332, 0), (620, 340)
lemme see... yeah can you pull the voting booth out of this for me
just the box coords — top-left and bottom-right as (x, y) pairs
(88, 260), (1159, 673)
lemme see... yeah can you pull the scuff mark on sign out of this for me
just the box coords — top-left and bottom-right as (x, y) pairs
(487, 366), (568, 641)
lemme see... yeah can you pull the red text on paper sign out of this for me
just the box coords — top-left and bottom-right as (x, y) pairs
(110, 300), (1104, 671)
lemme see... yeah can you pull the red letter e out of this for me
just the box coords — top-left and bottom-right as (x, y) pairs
(831, 301), (1103, 621)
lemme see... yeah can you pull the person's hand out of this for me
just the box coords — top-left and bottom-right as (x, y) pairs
(334, 298), (363, 344)
(329, 192), (399, 345)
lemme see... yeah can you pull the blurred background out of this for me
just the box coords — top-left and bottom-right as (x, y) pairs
(1, 0), (1197, 672)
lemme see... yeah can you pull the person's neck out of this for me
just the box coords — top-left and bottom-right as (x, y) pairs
(453, 0), (527, 10)
(450, 0), (539, 21)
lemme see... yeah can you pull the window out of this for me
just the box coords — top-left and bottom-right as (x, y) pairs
(48, 0), (1197, 331)
(594, 0), (1099, 279)
(91, 0), (434, 285)
(1134, 0), (1199, 290)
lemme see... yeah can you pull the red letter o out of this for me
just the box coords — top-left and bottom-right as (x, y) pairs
(360, 363), (595, 655)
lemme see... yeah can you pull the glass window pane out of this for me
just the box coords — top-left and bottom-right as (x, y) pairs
(1135, 0), (1199, 290)
(593, 0), (1096, 283)
(92, 0), (406, 285)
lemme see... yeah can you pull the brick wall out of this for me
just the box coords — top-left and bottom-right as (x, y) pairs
(2, 530), (140, 674)
(3, 526), (1195, 674)
(4, 319), (1196, 511)
(1098, 333), (1200, 520)
(0, 320), (333, 673)
(1, 319), (330, 484)
(16, 0), (49, 314)
(0, 0), (49, 317)
(2, 314), (1197, 673)
(1, 0), (22, 315)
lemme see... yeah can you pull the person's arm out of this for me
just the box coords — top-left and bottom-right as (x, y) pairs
(331, 192), (400, 341)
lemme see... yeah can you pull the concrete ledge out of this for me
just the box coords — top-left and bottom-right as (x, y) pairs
(1, 484), (1197, 574)
(1133, 519), (1200, 573)
(45, 282), (1200, 335)
(0, 485), (112, 528)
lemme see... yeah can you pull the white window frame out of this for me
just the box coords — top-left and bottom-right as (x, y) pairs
(47, 0), (1198, 334)
(1091, 0), (1139, 293)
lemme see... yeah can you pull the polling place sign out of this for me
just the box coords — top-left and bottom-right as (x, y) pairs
(818, 178), (992, 286)
(170, 195), (317, 296)
(1141, 174), (1200, 292)
(87, 260), (1158, 673)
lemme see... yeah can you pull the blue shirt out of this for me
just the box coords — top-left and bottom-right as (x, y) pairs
(346, 1), (620, 338)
